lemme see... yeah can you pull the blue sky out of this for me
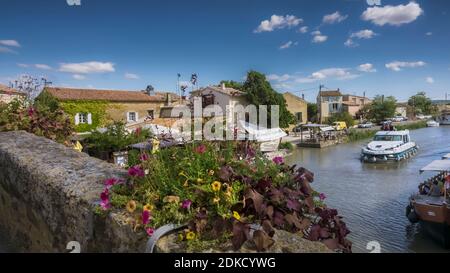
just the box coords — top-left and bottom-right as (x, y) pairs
(1, 0), (450, 102)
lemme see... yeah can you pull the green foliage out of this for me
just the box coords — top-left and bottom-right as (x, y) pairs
(85, 121), (152, 155)
(307, 103), (318, 122)
(408, 92), (438, 115)
(278, 142), (294, 151)
(327, 112), (355, 127)
(347, 129), (377, 142)
(0, 97), (73, 143)
(59, 100), (110, 132)
(220, 80), (244, 90)
(242, 71), (295, 128)
(364, 95), (397, 123)
(396, 120), (427, 131)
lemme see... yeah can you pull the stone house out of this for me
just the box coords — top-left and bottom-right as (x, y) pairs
(190, 83), (248, 122)
(0, 84), (26, 104)
(317, 90), (343, 123)
(282, 92), (308, 125)
(342, 94), (372, 118)
(41, 87), (179, 132)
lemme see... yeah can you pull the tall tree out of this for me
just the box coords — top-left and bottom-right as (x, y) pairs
(242, 71), (294, 128)
(307, 103), (318, 122)
(366, 95), (397, 123)
(408, 92), (436, 115)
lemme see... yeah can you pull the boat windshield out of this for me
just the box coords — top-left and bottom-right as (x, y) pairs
(373, 135), (403, 141)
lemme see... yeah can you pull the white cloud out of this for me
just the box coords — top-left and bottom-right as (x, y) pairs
(426, 77), (434, 84)
(267, 74), (291, 82)
(362, 2), (423, 26)
(385, 61), (426, 71)
(0, 40), (20, 47)
(35, 64), (52, 70)
(299, 26), (309, 33)
(279, 41), (298, 50)
(59, 61), (115, 74)
(72, 74), (86, 80)
(254, 15), (303, 33)
(426, 32), (433, 36)
(17, 63), (30, 68)
(345, 29), (377, 47)
(358, 63), (377, 73)
(0, 46), (17, 54)
(351, 29), (377, 39)
(323, 11), (348, 24)
(311, 31), (328, 43)
(125, 73), (140, 79)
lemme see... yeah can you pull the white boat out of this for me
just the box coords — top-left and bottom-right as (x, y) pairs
(361, 130), (418, 163)
(438, 111), (450, 125)
(239, 121), (287, 152)
(427, 120), (440, 127)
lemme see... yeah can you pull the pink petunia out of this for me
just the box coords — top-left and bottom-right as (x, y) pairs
(146, 227), (155, 237)
(100, 200), (111, 210)
(128, 165), (145, 177)
(272, 156), (284, 165)
(139, 153), (149, 162)
(195, 144), (206, 154)
(104, 178), (120, 188)
(142, 210), (151, 225)
(181, 199), (192, 210)
(100, 188), (109, 202)
(319, 193), (327, 201)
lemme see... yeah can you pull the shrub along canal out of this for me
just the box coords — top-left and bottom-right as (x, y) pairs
(286, 126), (450, 253)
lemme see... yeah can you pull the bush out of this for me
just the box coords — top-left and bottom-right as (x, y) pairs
(84, 121), (152, 158)
(327, 112), (355, 127)
(0, 97), (73, 143)
(278, 142), (294, 151)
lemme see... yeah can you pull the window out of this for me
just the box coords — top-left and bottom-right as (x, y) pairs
(331, 103), (340, 112)
(127, 112), (138, 122)
(79, 113), (88, 124)
(296, 112), (303, 123)
(147, 110), (154, 119)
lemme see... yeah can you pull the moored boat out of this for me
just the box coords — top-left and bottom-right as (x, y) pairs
(427, 120), (440, 127)
(406, 159), (450, 248)
(361, 130), (418, 163)
(438, 111), (450, 126)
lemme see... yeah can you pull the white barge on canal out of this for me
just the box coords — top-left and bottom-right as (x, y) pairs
(361, 130), (418, 163)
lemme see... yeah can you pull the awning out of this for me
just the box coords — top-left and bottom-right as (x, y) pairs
(420, 160), (450, 173)
(239, 121), (287, 142)
(443, 153), (450, 160)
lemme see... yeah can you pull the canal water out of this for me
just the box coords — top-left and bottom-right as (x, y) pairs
(286, 126), (450, 253)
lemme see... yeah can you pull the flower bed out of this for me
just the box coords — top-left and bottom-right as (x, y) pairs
(96, 141), (351, 253)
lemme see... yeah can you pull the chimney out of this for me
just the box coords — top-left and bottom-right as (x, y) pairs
(165, 93), (172, 106)
(302, 94), (305, 100)
(221, 83), (226, 90)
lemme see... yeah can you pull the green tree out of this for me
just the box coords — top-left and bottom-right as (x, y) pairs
(242, 71), (294, 128)
(307, 103), (318, 122)
(327, 112), (355, 127)
(408, 92), (437, 115)
(366, 95), (397, 123)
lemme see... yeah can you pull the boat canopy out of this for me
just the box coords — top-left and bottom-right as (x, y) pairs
(300, 124), (334, 132)
(420, 160), (450, 173)
(239, 121), (287, 142)
(443, 153), (450, 160)
(375, 130), (409, 136)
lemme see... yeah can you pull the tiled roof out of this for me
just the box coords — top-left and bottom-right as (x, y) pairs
(0, 84), (25, 95)
(319, 90), (342, 97)
(192, 86), (246, 97)
(44, 87), (177, 102)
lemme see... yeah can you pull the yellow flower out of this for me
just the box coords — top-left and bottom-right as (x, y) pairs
(211, 181), (222, 192)
(143, 204), (153, 212)
(213, 197), (221, 204)
(126, 200), (137, 213)
(197, 178), (204, 184)
(233, 211), (241, 221)
(151, 138), (160, 154)
(186, 231), (196, 240)
(208, 170), (215, 176)
(178, 233), (184, 241)
(163, 195), (180, 204)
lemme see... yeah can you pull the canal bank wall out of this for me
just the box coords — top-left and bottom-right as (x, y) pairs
(0, 131), (150, 252)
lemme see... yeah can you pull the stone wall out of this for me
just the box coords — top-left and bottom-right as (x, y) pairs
(0, 131), (148, 252)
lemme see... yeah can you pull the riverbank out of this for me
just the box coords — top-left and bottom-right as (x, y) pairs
(347, 121), (427, 142)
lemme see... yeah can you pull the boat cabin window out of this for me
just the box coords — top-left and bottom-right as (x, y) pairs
(403, 135), (409, 143)
(373, 135), (403, 141)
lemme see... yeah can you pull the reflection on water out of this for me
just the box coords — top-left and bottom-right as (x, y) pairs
(286, 127), (450, 253)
